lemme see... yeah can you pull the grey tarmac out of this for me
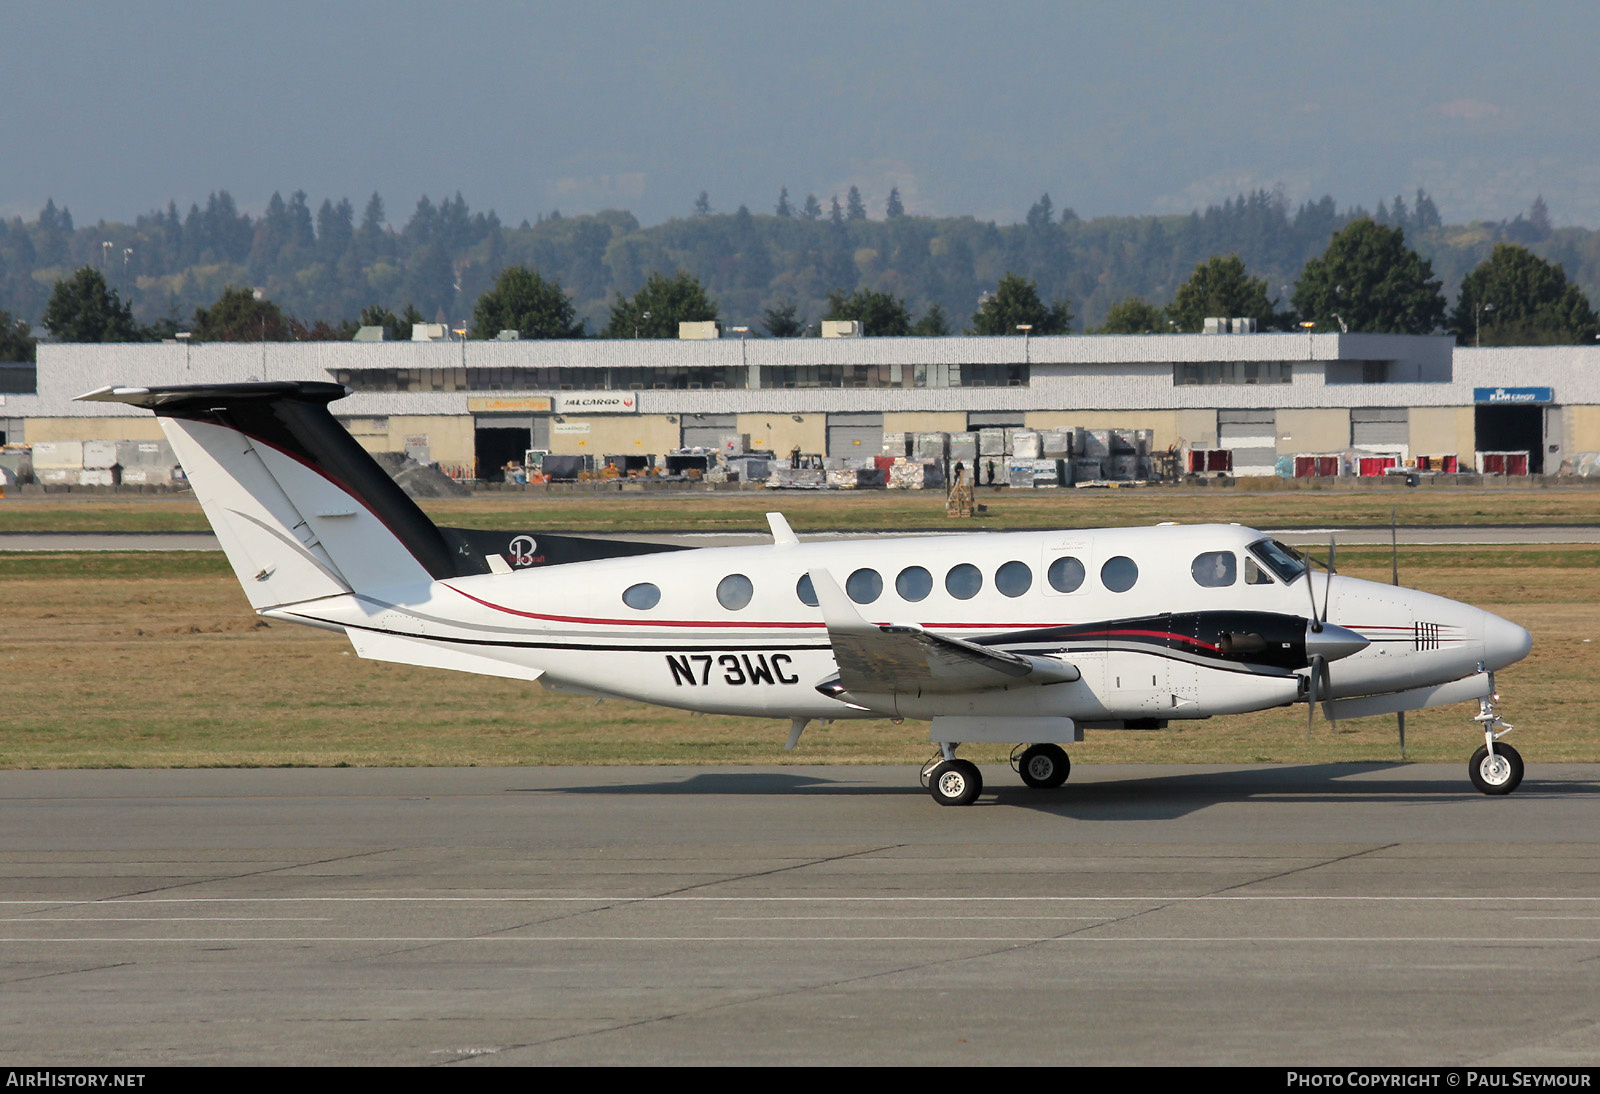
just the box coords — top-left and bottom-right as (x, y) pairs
(2, 763), (1599, 1066)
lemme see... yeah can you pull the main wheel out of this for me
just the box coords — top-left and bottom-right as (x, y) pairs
(1018, 744), (1070, 789)
(929, 759), (983, 806)
(1469, 743), (1524, 795)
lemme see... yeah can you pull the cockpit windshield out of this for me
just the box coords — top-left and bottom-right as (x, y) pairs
(1248, 538), (1308, 584)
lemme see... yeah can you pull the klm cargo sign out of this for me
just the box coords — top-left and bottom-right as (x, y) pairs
(1475, 387), (1553, 405)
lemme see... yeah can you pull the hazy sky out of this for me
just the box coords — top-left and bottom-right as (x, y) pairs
(7, 0), (1599, 229)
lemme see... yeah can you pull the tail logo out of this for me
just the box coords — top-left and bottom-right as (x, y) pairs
(509, 535), (543, 567)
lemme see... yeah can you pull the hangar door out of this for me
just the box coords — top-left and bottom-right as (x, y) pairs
(474, 415), (534, 482)
(1474, 405), (1545, 474)
(1217, 409), (1277, 476)
(1352, 408), (1408, 450)
(827, 413), (883, 458)
(681, 414), (738, 450)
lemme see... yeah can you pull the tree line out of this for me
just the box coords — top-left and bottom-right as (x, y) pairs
(3, 186), (1597, 361)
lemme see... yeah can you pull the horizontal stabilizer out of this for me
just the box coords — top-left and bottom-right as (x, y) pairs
(345, 628), (546, 683)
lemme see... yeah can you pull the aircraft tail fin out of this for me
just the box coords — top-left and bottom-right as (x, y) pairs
(78, 382), (462, 610)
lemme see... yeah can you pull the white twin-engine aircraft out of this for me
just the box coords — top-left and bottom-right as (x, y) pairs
(82, 381), (1534, 805)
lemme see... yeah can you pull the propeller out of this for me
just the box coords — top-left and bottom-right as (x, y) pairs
(1392, 507), (1405, 759)
(1303, 535), (1345, 736)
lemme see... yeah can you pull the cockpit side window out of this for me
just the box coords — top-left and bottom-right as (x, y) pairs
(1248, 538), (1307, 583)
(1243, 557), (1275, 585)
(1191, 551), (1236, 588)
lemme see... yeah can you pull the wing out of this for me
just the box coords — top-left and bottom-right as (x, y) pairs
(809, 568), (1080, 696)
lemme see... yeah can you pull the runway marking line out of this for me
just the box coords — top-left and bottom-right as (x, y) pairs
(4, 895), (1600, 904)
(2, 935), (1598, 944)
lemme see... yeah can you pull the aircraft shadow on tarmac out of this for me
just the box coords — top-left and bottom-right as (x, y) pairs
(518, 765), (1600, 821)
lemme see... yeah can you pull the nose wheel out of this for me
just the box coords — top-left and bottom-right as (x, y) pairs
(1469, 742), (1523, 795)
(1467, 671), (1523, 796)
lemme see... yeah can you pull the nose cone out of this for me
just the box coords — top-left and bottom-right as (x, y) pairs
(1305, 621), (1371, 662)
(1483, 612), (1532, 671)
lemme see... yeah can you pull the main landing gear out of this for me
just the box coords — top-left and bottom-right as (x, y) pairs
(1468, 673), (1523, 795)
(921, 743), (1072, 805)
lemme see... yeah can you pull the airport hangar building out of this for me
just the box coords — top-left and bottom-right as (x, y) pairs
(6, 331), (1596, 477)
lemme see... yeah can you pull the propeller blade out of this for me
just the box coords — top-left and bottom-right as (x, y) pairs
(1305, 653), (1330, 737)
(1304, 555), (1322, 631)
(1397, 709), (1406, 759)
(1321, 535), (1336, 623)
(1390, 508), (1400, 586)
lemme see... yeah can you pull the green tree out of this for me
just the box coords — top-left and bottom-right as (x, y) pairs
(846, 186), (867, 221)
(801, 193), (822, 221)
(1450, 243), (1599, 346)
(885, 188), (905, 219)
(42, 268), (141, 342)
(825, 288), (911, 336)
(970, 273), (1072, 335)
(359, 303), (425, 342)
(0, 310), (36, 362)
(192, 286), (293, 342)
(1167, 255), (1276, 332)
(470, 265), (584, 339)
(1292, 218), (1446, 334)
(911, 302), (950, 336)
(775, 187), (793, 218)
(761, 300), (805, 338)
(1098, 296), (1168, 334)
(603, 271), (718, 338)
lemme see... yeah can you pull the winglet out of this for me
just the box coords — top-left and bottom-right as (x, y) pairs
(767, 512), (799, 547)
(808, 568), (875, 636)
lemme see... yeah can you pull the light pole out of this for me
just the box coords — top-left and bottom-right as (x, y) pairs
(454, 323), (468, 371)
(175, 331), (191, 371)
(635, 310), (652, 339)
(1017, 323), (1032, 365)
(1300, 319), (1315, 360)
(1476, 301), (1495, 347)
(122, 248), (133, 301)
(101, 240), (112, 270)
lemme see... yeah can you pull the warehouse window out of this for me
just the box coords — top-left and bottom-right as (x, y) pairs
(995, 561), (1033, 597)
(847, 568), (883, 605)
(1047, 556), (1086, 593)
(946, 563), (983, 600)
(1172, 361), (1292, 386)
(1101, 556), (1139, 593)
(717, 574), (754, 610)
(622, 583), (661, 610)
(896, 566), (932, 602)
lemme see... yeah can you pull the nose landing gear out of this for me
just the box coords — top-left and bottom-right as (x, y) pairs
(1468, 671), (1523, 796)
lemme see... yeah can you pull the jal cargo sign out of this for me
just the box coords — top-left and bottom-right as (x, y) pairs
(1475, 386), (1553, 405)
(555, 393), (639, 414)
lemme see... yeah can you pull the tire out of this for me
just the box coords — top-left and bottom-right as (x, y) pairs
(929, 759), (983, 806)
(1018, 744), (1070, 789)
(1469, 743), (1524, 795)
